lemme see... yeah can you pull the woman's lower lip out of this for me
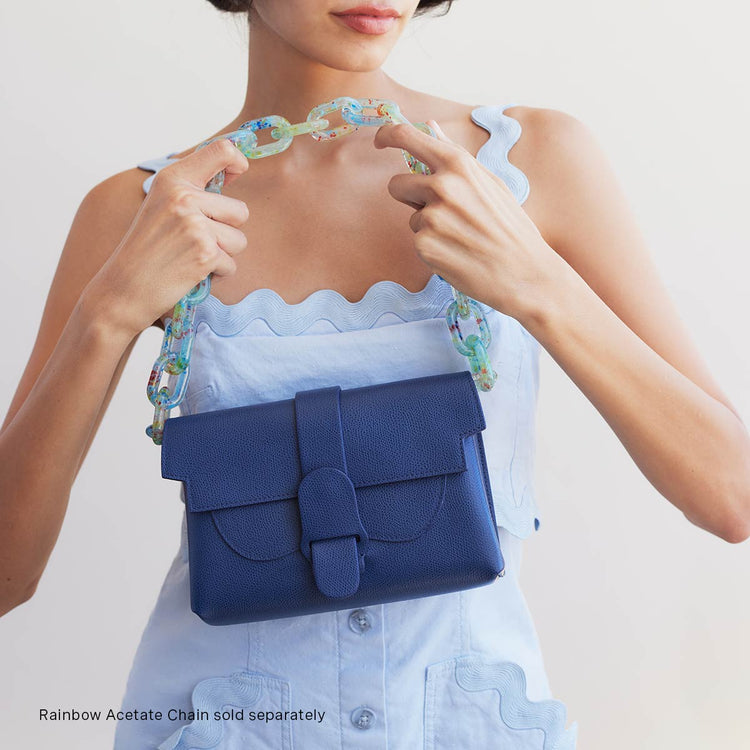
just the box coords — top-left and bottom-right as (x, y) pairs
(333, 14), (397, 34)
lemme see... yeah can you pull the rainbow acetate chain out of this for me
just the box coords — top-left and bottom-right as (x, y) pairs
(146, 97), (498, 444)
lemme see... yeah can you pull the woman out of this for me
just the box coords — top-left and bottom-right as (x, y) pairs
(2, 0), (749, 747)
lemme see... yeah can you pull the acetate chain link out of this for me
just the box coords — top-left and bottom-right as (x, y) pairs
(146, 97), (498, 444)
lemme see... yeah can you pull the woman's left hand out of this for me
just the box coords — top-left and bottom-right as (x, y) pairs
(373, 118), (564, 325)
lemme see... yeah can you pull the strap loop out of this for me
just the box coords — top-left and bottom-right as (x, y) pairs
(294, 386), (369, 598)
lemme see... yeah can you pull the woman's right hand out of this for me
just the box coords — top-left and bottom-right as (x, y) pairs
(86, 137), (251, 338)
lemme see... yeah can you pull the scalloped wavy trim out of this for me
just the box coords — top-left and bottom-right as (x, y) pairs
(193, 273), (454, 336)
(454, 657), (578, 749)
(471, 104), (531, 205)
(157, 670), (288, 750)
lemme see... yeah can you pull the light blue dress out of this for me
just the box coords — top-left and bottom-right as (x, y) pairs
(120, 104), (578, 749)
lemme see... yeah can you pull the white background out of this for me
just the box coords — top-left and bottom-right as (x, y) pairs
(1, 0), (749, 747)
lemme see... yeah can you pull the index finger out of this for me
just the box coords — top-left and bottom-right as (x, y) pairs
(373, 121), (454, 174)
(171, 136), (250, 191)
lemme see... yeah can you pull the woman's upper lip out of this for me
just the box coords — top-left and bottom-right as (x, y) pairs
(333, 5), (401, 17)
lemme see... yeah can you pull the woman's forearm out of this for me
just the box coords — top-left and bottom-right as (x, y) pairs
(520, 258), (750, 543)
(0, 289), (136, 615)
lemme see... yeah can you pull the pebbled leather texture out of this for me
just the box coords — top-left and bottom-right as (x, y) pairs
(161, 370), (505, 626)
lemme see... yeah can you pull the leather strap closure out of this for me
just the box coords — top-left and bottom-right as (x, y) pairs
(294, 386), (369, 598)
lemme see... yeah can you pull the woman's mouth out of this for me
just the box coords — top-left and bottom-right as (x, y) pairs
(332, 6), (400, 35)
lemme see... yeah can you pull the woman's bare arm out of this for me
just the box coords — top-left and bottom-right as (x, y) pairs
(507, 106), (750, 543)
(0, 139), (251, 616)
(376, 112), (749, 544)
(0, 172), (149, 615)
(373, 114), (750, 542)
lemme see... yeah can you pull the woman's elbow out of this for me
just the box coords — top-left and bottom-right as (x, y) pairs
(0, 577), (39, 618)
(708, 471), (750, 544)
(719, 509), (750, 544)
(681, 466), (750, 544)
(721, 454), (750, 543)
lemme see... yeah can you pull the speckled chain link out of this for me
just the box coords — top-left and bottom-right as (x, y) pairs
(146, 97), (498, 444)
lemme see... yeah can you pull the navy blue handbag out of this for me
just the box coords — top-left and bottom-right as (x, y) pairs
(161, 369), (504, 626)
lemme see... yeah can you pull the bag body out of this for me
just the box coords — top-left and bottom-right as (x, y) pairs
(161, 369), (504, 626)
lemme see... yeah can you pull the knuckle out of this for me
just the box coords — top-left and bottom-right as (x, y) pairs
(446, 144), (466, 163)
(166, 187), (195, 216)
(445, 147), (469, 172)
(227, 228), (248, 253)
(210, 137), (238, 159)
(413, 232), (432, 256)
(436, 172), (461, 202)
(194, 241), (219, 270)
(391, 122), (411, 140)
(428, 173), (449, 198)
(419, 206), (441, 232)
(181, 210), (206, 236)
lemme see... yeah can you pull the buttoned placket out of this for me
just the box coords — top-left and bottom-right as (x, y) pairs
(337, 605), (386, 747)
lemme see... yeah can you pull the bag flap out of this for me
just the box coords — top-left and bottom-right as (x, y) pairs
(162, 370), (484, 513)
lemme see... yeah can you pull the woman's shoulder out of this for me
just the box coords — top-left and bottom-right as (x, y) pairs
(498, 104), (594, 162)
(476, 103), (593, 176)
(87, 164), (156, 205)
(75, 167), (150, 265)
(77, 166), (167, 330)
(419, 94), (592, 178)
(482, 103), (602, 241)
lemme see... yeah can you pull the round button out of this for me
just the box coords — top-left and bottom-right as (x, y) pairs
(351, 706), (376, 730)
(348, 608), (373, 634)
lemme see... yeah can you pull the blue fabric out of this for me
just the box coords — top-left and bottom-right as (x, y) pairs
(116, 104), (576, 749)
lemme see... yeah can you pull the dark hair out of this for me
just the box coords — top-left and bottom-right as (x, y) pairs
(207, 1), (454, 18)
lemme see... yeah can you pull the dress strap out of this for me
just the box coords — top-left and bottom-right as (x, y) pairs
(470, 104), (530, 205)
(136, 152), (179, 195)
